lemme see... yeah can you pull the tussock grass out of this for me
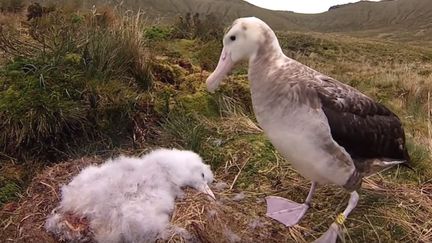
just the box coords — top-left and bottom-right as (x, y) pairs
(161, 112), (207, 153)
(0, 6), (153, 160)
(215, 94), (261, 135)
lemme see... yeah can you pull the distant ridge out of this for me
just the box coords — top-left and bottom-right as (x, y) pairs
(40, 0), (432, 41)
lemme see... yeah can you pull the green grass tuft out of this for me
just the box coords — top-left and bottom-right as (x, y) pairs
(161, 112), (208, 153)
(0, 7), (153, 160)
(0, 182), (20, 205)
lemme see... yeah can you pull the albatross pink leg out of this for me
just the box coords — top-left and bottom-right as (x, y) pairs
(313, 191), (359, 243)
(266, 182), (316, 226)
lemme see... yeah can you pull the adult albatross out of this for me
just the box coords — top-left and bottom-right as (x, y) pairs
(206, 17), (410, 242)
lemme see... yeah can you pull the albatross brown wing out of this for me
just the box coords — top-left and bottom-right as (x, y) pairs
(313, 76), (410, 163)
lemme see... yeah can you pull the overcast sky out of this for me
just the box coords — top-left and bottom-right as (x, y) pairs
(244, 0), (380, 14)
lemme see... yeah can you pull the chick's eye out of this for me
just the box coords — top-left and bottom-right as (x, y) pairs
(201, 173), (205, 178)
(230, 35), (236, 41)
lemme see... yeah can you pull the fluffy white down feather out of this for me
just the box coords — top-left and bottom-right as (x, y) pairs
(45, 148), (214, 243)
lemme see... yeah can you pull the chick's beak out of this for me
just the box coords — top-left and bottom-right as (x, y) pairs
(198, 183), (216, 200)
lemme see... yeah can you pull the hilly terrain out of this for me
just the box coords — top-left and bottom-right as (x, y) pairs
(291, 0), (432, 41)
(43, 0), (432, 42)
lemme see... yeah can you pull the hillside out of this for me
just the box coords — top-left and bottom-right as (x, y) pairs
(39, 0), (302, 29)
(303, 0), (432, 31)
(291, 0), (432, 41)
(54, 0), (432, 42)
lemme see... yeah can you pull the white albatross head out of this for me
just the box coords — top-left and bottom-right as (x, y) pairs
(206, 17), (281, 92)
(145, 148), (216, 199)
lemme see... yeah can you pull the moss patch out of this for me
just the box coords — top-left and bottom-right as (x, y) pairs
(177, 92), (219, 117)
(152, 58), (187, 84)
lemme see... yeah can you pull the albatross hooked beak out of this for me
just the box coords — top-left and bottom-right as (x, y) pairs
(206, 47), (234, 93)
(197, 183), (216, 200)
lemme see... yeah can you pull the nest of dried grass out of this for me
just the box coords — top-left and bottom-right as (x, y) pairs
(0, 156), (299, 243)
(0, 157), (103, 242)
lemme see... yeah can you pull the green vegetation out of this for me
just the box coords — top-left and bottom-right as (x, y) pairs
(144, 26), (172, 41)
(0, 7), (152, 160)
(0, 2), (431, 243)
(0, 182), (20, 204)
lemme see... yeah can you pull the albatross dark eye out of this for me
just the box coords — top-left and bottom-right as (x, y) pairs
(201, 173), (205, 178)
(230, 35), (236, 41)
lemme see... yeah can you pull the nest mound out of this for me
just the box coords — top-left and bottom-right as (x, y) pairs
(1, 157), (102, 242)
(0, 157), (302, 243)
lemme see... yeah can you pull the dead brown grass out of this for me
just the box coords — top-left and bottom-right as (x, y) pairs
(0, 12), (23, 63)
(428, 91), (432, 151)
(362, 177), (432, 242)
(0, 157), (103, 242)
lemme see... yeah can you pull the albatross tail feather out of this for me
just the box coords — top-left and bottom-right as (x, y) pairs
(354, 158), (410, 177)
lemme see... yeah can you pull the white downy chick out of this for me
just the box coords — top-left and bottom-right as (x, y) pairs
(46, 148), (214, 243)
